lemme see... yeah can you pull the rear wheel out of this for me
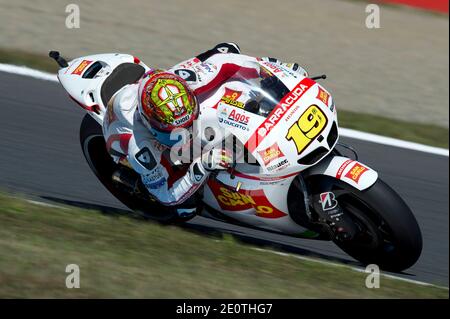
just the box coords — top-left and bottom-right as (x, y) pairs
(306, 176), (422, 272)
(79, 114), (194, 224)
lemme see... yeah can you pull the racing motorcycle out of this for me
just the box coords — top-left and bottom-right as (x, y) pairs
(50, 50), (422, 271)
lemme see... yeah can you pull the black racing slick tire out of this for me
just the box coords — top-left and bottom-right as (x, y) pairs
(307, 175), (423, 272)
(79, 114), (194, 224)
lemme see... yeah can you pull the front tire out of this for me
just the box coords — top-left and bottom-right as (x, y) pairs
(307, 176), (422, 272)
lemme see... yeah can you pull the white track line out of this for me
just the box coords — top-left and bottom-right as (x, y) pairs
(253, 248), (449, 289)
(340, 128), (448, 157)
(0, 63), (57, 82)
(21, 198), (450, 289)
(26, 199), (68, 209)
(0, 63), (448, 157)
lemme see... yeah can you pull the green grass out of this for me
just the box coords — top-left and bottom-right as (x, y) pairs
(0, 193), (447, 298)
(338, 110), (448, 148)
(0, 48), (448, 149)
(0, 48), (59, 73)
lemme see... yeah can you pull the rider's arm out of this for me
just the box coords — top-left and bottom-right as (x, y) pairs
(144, 160), (208, 206)
(125, 127), (207, 205)
(127, 130), (232, 206)
(168, 43), (260, 97)
(170, 43), (308, 98)
(192, 53), (261, 96)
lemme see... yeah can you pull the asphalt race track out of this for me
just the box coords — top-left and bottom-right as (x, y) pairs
(0, 71), (448, 286)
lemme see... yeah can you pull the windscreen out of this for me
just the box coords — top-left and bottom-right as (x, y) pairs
(229, 62), (291, 118)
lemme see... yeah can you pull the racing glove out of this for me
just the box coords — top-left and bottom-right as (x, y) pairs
(261, 57), (309, 77)
(200, 148), (233, 171)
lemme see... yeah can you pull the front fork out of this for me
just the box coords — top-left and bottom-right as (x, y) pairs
(307, 179), (358, 241)
(299, 154), (378, 241)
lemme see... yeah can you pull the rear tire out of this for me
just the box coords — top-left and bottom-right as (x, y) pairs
(79, 114), (194, 224)
(307, 176), (422, 272)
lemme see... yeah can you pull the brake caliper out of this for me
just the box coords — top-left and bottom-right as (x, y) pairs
(312, 191), (357, 241)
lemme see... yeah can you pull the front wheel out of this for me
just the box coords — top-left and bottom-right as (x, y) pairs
(307, 176), (422, 272)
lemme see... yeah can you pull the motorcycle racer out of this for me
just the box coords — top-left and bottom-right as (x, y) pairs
(102, 43), (308, 218)
(53, 43), (422, 272)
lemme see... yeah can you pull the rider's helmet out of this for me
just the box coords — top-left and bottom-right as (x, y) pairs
(138, 70), (199, 147)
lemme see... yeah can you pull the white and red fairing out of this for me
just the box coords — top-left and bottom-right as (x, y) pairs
(200, 61), (378, 235)
(56, 53), (150, 123)
(57, 54), (377, 235)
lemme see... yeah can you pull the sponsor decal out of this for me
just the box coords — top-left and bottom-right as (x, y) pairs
(257, 143), (285, 166)
(178, 57), (200, 69)
(220, 119), (249, 131)
(71, 60), (92, 75)
(221, 96), (245, 109)
(174, 114), (191, 126)
(207, 180), (287, 218)
(219, 108), (250, 131)
(245, 77), (315, 153)
(345, 163), (368, 183)
(263, 81), (313, 134)
(213, 88), (243, 109)
(143, 166), (164, 182)
(320, 192), (338, 211)
(261, 61), (283, 73)
(142, 167), (166, 189)
(223, 88), (242, 101)
(219, 108), (228, 118)
(196, 62), (216, 73)
(260, 179), (284, 186)
(284, 104), (301, 122)
(336, 159), (354, 179)
(143, 176), (166, 189)
(191, 162), (205, 183)
(259, 65), (274, 78)
(260, 61), (299, 78)
(216, 45), (232, 53)
(228, 109), (249, 125)
(266, 158), (289, 172)
(316, 87), (330, 106)
(174, 69), (197, 82)
(135, 147), (157, 170)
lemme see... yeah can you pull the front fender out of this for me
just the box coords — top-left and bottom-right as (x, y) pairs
(303, 156), (378, 191)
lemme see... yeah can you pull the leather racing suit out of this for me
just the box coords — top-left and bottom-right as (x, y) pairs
(102, 43), (308, 217)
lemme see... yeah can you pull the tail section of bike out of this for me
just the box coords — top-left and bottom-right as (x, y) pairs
(53, 51), (149, 124)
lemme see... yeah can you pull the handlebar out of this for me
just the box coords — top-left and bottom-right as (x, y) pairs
(48, 51), (68, 68)
(310, 74), (327, 80)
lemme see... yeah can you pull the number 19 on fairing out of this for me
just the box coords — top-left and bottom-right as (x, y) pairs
(285, 104), (327, 154)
